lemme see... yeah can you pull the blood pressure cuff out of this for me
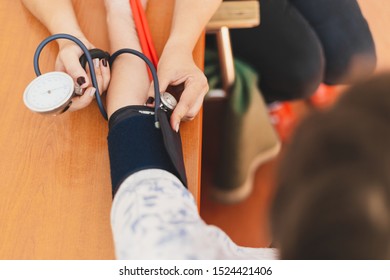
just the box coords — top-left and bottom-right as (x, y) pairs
(107, 105), (188, 197)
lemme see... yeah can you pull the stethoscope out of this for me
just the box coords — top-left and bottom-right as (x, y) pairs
(24, 33), (177, 129)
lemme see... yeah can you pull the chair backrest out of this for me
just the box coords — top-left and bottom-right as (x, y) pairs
(207, 0), (260, 31)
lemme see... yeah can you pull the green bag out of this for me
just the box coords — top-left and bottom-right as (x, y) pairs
(205, 50), (281, 203)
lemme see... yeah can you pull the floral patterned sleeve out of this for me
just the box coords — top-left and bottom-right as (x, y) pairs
(110, 169), (278, 260)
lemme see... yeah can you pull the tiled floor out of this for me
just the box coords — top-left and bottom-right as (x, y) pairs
(199, 0), (390, 248)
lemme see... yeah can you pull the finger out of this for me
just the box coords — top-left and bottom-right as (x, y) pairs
(170, 77), (208, 132)
(171, 95), (203, 125)
(147, 71), (172, 100)
(60, 50), (90, 89)
(157, 72), (171, 93)
(145, 96), (155, 108)
(85, 58), (106, 96)
(68, 87), (96, 111)
(170, 100), (190, 132)
(54, 58), (66, 72)
(91, 58), (104, 95)
(100, 58), (110, 92)
(170, 92), (198, 132)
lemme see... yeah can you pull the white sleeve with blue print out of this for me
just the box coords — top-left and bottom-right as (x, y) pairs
(111, 169), (278, 260)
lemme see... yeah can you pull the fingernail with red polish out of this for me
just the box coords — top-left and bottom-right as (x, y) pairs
(101, 58), (107, 67)
(146, 97), (155, 104)
(77, 76), (86, 86)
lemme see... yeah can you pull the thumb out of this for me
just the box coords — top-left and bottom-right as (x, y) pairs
(170, 107), (184, 133)
(147, 72), (171, 101)
(60, 51), (90, 89)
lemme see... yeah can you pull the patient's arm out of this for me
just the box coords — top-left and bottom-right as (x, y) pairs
(104, 1), (150, 118)
(21, 0), (84, 38)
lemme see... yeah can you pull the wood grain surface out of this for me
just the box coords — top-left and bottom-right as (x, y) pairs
(0, 0), (203, 259)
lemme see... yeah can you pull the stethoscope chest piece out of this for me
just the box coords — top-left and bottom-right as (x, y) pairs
(160, 92), (177, 113)
(23, 71), (77, 115)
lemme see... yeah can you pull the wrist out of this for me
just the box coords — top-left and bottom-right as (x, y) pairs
(57, 34), (90, 50)
(163, 37), (194, 57)
(104, 1), (133, 18)
(47, 13), (87, 45)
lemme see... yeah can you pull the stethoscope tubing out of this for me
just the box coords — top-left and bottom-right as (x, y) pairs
(33, 33), (162, 127)
(109, 48), (161, 127)
(33, 34), (107, 120)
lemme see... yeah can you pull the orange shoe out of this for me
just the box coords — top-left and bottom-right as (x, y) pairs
(309, 84), (339, 109)
(268, 102), (296, 142)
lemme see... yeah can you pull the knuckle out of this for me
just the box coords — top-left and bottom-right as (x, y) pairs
(175, 102), (197, 121)
(185, 111), (196, 120)
(203, 82), (209, 94)
(179, 102), (191, 114)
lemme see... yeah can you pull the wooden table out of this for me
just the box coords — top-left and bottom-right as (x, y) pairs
(0, 0), (203, 259)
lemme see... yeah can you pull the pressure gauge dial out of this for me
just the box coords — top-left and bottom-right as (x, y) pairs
(23, 72), (78, 115)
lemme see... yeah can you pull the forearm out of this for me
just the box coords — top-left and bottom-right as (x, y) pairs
(105, 2), (149, 117)
(164, 0), (222, 53)
(21, 0), (86, 46)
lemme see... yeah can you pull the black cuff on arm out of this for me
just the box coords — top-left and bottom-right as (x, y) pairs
(107, 106), (181, 196)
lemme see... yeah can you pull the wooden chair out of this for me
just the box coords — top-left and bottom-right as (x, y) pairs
(204, 1), (281, 203)
(0, 0), (203, 259)
(207, 0), (260, 93)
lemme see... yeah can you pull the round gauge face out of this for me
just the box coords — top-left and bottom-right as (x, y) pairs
(161, 92), (177, 111)
(23, 72), (74, 113)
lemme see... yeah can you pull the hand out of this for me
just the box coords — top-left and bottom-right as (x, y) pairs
(55, 38), (110, 112)
(148, 47), (208, 132)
